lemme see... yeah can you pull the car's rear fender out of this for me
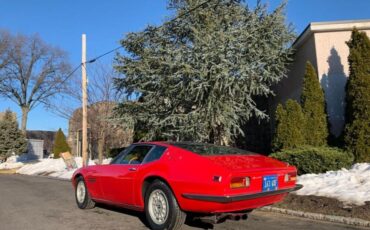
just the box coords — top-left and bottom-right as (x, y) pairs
(140, 175), (174, 204)
(135, 156), (227, 211)
(160, 147), (230, 209)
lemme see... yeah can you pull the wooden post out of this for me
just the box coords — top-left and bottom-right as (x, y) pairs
(82, 34), (88, 167)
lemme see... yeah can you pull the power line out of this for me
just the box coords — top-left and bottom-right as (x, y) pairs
(86, 46), (122, 64)
(85, 0), (215, 64)
(59, 63), (82, 85)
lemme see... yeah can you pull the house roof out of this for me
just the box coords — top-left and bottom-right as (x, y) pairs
(293, 19), (370, 49)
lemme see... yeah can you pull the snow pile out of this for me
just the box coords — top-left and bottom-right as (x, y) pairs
(295, 163), (370, 206)
(0, 156), (111, 179)
(16, 157), (111, 179)
(0, 156), (26, 170)
(17, 158), (80, 179)
(0, 162), (24, 170)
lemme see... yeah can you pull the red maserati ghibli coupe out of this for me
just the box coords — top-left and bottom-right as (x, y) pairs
(72, 142), (302, 230)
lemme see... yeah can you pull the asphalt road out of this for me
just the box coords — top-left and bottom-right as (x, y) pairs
(0, 174), (368, 230)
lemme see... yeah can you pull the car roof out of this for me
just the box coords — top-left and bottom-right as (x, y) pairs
(132, 141), (172, 147)
(133, 141), (203, 147)
(132, 142), (253, 155)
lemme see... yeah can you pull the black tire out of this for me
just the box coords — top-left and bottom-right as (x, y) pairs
(145, 180), (186, 230)
(75, 176), (95, 209)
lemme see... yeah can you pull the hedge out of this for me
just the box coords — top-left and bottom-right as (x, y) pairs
(270, 146), (354, 175)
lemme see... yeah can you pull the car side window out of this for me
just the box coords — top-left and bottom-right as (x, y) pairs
(119, 145), (153, 165)
(142, 146), (167, 164)
(110, 147), (131, 165)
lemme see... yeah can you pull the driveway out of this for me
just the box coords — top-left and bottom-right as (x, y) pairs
(0, 174), (367, 230)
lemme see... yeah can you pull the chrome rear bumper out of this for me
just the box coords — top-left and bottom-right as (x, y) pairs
(182, 184), (303, 203)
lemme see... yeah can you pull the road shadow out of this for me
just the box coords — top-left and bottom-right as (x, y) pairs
(95, 203), (150, 228)
(95, 203), (217, 229)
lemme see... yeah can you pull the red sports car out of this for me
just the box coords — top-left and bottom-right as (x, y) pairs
(72, 142), (302, 230)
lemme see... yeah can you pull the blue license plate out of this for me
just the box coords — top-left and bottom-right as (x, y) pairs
(262, 175), (278, 192)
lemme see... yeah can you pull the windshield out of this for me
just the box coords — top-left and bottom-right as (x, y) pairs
(168, 142), (252, 156)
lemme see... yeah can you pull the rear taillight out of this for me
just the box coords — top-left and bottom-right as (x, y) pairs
(284, 172), (297, 182)
(230, 177), (250, 189)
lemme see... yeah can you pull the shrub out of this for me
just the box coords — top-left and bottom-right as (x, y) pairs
(344, 28), (370, 163)
(53, 128), (71, 158)
(270, 146), (354, 175)
(301, 62), (328, 146)
(0, 109), (27, 159)
(272, 100), (305, 151)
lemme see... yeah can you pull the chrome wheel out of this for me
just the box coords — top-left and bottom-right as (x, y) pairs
(76, 180), (86, 204)
(148, 189), (169, 225)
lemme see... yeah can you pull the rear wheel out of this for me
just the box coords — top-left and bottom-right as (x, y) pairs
(145, 180), (186, 230)
(75, 176), (95, 209)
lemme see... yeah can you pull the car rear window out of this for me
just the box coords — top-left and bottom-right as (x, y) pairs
(143, 146), (167, 163)
(168, 142), (252, 155)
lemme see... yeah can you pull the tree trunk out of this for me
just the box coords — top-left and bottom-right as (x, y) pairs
(98, 135), (105, 165)
(21, 106), (30, 134)
(214, 124), (230, 146)
(221, 135), (229, 146)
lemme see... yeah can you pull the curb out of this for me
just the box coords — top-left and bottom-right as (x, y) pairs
(37, 174), (71, 182)
(11, 173), (71, 182)
(0, 169), (19, 174)
(260, 206), (370, 228)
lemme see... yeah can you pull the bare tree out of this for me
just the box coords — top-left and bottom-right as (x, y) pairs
(54, 62), (132, 163)
(0, 31), (10, 70)
(0, 32), (70, 132)
(52, 63), (123, 118)
(87, 64), (129, 163)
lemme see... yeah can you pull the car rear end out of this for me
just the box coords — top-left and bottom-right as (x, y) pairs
(182, 155), (300, 213)
(167, 143), (302, 215)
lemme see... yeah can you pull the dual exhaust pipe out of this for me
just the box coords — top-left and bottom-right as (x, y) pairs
(228, 213), (248, 221)
(197, 212), (249, 224)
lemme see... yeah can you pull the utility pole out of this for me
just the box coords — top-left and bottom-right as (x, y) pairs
(82, 34), (88, 167)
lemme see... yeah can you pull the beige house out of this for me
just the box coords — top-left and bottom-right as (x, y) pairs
(272, 19), (370, 137)
(68, 102), (133, 158)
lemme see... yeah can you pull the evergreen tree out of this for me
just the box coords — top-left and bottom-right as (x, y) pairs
(301, 62), (328, 146)
(53, 128), (70, 158)
(344, 29), (370, 162)
(272, 100), (305, 151)
(0, 109), (27, 159)
(114, 0), (294, 145)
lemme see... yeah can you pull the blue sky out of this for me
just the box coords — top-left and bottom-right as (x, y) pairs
(0, 0), (369, 133)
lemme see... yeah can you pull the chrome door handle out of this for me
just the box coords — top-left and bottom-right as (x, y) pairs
(129, 167), (137, 171)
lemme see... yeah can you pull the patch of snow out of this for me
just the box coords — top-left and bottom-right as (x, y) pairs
(295, 163), (370, 206)
(17, 158), (74, 176)
(5, 155), (19, 163)
(16, 157), (109, 179)
(102, 158), (112, 165)
(0, 156), (111, 179)
(0, 161), (24, 170)
(0, 155), (28, 169)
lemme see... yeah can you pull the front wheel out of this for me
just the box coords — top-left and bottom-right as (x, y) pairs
(145, 180), (186, 230)
(75, 176), (95, 209)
